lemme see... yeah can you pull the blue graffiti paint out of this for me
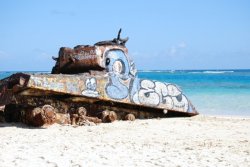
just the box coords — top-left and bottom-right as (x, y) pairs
(103, 49), (191, 112)
(105, 50), (130, 99)
(106, 74), (129, 99)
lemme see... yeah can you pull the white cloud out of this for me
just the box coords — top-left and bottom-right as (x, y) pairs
(168, 41), (187, 56)
(178, 42), (187, 48)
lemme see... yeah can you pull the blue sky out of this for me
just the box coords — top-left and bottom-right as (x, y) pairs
(0, 0), (250, 71)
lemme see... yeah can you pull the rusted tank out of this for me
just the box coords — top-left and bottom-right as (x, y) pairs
(0, 29), (198, 126)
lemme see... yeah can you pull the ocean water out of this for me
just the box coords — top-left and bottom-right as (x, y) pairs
(1, 70), (250, 116)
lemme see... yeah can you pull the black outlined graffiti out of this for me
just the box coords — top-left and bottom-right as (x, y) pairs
(130, 79), (190, 112)
(103, 49), (190, 112)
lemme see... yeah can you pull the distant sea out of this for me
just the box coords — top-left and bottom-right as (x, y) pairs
(1, 69), (250, 116)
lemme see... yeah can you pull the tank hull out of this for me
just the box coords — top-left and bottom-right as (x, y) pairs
(0, 72), (197, 126)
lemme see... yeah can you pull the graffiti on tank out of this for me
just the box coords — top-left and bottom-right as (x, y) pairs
(130, 79), (190, 112)
(82, 77), (99, 97)
(103, 49), (190, 112)
(132, 80), (160, 106)
(31, 77), (65, 90)
(105, 50), (130, 99)
(105, 75), (129, 99)
(129, 60), (137, 77)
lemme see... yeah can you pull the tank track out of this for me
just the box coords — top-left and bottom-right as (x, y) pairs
(3, 94), (192, 126)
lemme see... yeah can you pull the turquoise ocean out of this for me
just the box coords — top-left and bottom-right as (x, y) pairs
(1, 69), (250, 116)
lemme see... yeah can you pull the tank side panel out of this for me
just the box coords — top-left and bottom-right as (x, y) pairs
(25, 73), (197, 115)
(26, 74), (108, 99)
(127, 78), (196, 113)
(100, 76), (196, 114)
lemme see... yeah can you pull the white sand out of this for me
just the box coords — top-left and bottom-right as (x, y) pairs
(0, 115), (250, 167)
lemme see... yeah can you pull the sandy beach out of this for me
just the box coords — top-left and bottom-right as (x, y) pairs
(0, 115), (249, 167)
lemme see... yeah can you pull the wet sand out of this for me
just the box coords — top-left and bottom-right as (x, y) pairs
(0, 115), (249, 167)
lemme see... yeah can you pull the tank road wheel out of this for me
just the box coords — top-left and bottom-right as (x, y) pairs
(107, 111), (117, 122)
(70, 106), (88, 125)
(77, 107), (87, 116)
(101, 110), (117, 123)
(124, 113), (135, 121)
(41, 105), (56, 125)
(25, 105), (56, 127)
(27, 107), (43, 126)
(101, 110), (109, 122)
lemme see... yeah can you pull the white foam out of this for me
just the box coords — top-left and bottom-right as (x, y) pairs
(203, 70), (234, 74)
(139, 70), (175, 73)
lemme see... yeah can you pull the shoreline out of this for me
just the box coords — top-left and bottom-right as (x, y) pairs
(0, 115), (249, 166)
(199, 114), (250, 119)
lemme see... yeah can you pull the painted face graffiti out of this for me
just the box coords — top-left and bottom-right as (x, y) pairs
(82, 78), (100, 97)
(105, 50), (130, 99)
(105, 50), (130, 78)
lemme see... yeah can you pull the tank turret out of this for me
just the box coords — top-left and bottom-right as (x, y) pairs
(51, 29), (132, 75)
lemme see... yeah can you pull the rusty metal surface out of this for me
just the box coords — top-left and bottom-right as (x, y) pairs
(0, 73), (30, 106)
(52, 44), (128, 74)
(52, 29), (129, 75)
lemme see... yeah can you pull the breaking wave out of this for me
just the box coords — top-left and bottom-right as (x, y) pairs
(188, 70), (234, 74)
(203, 71), (234, 74)
(139, 70), (176, 73)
